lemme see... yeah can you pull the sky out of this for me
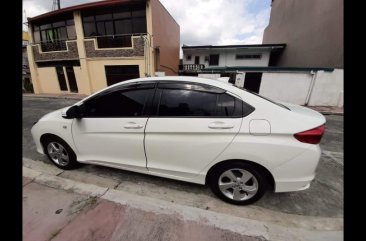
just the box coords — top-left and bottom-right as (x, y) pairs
(23, 0), (272, 46)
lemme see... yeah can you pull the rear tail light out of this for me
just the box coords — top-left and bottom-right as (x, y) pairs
(294, 125), (325, 144)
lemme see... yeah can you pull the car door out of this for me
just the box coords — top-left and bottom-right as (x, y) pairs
(71, 82), (155, 172)
(144, 82), (246, 180)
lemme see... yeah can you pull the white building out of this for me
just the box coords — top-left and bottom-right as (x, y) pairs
(179, 44), (342, 107)
(180, 44), (286, 73)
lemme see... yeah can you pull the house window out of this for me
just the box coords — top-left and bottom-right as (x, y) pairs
(186, 55), (192, 61)
(236, 54), (262, 59)
(82, 4), (147, 38)
(209, 54), (219, 66)
(204, 56), (209, 62)
(33, 16), (75, 43)
(32, 15), (75, 52)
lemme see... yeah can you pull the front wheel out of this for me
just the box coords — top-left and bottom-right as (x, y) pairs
(208, 162), (268, 205)
(43, 136), (80, 170)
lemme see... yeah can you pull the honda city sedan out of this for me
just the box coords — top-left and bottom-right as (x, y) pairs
(31, 76), (326, 205)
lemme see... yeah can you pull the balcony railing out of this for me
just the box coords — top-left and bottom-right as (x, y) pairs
(86, 34), (146, 49)
(179, 64), (205, 72)
(40, 39), (68, 52)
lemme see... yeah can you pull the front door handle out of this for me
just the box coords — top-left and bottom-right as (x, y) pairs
(124, 122), (144, 129)
(208, 121), (234, 129)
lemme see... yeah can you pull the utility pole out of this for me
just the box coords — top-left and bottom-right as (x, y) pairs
(52, 0), (61, 11)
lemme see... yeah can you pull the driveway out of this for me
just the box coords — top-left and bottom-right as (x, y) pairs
(23, 96), (343, 228)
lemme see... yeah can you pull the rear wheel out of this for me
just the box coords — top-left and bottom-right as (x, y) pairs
(208, 162), (268, 205)
(42, 136), (80, 170)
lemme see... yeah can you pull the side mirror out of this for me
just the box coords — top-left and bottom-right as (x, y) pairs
(63, 105), (83, 119)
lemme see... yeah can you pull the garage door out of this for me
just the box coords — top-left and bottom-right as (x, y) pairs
(105, 65), (140, 86)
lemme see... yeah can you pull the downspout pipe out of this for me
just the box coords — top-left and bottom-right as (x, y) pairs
(305, 70), (317, 106)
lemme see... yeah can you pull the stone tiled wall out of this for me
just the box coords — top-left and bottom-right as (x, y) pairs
(84, 37), (144, 58)
(32, 41), (79, 62)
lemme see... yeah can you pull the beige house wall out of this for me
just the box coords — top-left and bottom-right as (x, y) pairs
(73, 66), (90, 95)
(146, 0), (155, 77)
(37, 67), (62, 94)
(74, 11), (93, 95)
(27, 45), (41, 94)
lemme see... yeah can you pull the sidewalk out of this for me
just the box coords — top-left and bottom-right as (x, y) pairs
(23, 94), (343, 115)
(23, 169), (265, 241)
(307, 106), (343, 115)
(23, 159), (343, 241)
(23, 93), (87, 100)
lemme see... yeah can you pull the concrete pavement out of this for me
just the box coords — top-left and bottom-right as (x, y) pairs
(23, 164), (342, 241)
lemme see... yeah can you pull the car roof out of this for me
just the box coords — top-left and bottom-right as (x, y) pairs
(78, 76), (240, 103)
(123, 76), (231, 85)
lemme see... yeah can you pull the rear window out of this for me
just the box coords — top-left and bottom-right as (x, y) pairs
(240, 88), (290, 111)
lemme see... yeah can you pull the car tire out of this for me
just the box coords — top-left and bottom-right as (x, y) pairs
(208, 161), (268, 205)
(42, 136), (80, 170)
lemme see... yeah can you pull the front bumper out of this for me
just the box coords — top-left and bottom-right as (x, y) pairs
(31, 123), (45, 154)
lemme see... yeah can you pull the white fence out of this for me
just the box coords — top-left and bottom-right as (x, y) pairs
(199, 69), (343, 107)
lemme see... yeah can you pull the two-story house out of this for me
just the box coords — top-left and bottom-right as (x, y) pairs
(27, 0), (180, 95)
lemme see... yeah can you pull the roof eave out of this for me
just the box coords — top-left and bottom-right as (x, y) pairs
(28, 0), (146, 22)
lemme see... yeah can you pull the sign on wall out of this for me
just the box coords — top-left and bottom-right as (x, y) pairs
(235, 73), (245, 88)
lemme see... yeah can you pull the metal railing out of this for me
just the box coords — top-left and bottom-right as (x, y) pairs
(85, 33), (148, 49)
(39, 39), (68, 52)
(179, 64), (205, 72)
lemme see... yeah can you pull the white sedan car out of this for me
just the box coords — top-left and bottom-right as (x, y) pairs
(31, 76), (325, 205)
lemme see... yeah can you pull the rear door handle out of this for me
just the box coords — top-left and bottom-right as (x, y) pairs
(124, 122), (144, 129)
(208, 121), (234, 129)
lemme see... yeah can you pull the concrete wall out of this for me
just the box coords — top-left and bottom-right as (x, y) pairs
(198, 74), (221, 80)
(151, 0), (180, 75)
(260, 72), (312, 105)
(259, 69), (343, 107)
(308, 69), (343, 106)
(263, 0), (343, 68)
(183, 49), (270, 67)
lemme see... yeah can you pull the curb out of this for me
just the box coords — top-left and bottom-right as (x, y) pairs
(23, 94), (85, 100)
(318, 111), (343, 116)
(23, 160), (343, 241)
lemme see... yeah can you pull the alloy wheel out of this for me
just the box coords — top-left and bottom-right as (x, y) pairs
(47, 142), (70, 166)
(218, 168), (259, 201)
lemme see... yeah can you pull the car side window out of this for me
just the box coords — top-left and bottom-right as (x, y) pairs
(217, 93), (236, 116)
(83, 88), (153, 118)
(159, 89), (217, 117)
(156, 83), (254, 118)
(216, 93), (254, 117)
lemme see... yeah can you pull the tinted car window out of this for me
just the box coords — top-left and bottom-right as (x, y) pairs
(217, 94), (236, 116)
(83, 88), (153, 117)
(159, 89), (217, 117)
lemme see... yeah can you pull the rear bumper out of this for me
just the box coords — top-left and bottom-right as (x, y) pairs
(271, 144), (321, 192)
(274, 177), (313, 192)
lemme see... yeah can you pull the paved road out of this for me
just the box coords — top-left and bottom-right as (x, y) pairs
(23, 96), (343, 219)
